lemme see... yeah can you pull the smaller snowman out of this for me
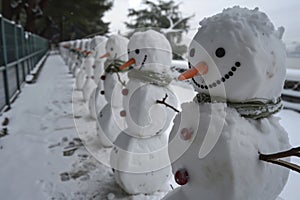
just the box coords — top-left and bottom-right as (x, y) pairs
(95, 34), (129, 147)
(88, 36), (107, 119)
(72, 39), (86, 77)
(76, 39), (93, 91)
(68, 39), (81, 74)
(163, 7), (290, 200)
(110, 30), (179, 195)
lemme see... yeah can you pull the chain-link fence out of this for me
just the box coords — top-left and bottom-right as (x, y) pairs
(0, 15), (48, 111)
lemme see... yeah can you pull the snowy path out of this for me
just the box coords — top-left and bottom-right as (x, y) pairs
(0, 54), (299, 200)
(0, 55), (120, 200)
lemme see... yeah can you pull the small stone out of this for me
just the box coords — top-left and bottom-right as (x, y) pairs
(100, 91), (105, 95)
(122, 88), (129, 96)
(100, 75), (106, 80)
(60, 172), (70, 182)
(180, 128), (193, 140)
(120, 110), (126, 117)
(175, 169), (189, 185)
(107, 193), (115, 200)
(2, 117), (9, 126)
(62, 137), (68, 143)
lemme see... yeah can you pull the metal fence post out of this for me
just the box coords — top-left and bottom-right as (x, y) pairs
(20, 27), (26, 81)
(0, 17), (11, 109)
(14, 24), (20, 91)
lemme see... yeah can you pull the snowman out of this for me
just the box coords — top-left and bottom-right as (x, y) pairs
(95, 34), (129, 147)
(72, 39), (86, 77)
(82, 51), (96, 102)
(68, 39), (80, 74)
(75, 39), (93, 91)
(163, 7), (290, 200)
(110, 30), (179, 195)
(92, 36), (107, 85)
(88, 36), (107, 119)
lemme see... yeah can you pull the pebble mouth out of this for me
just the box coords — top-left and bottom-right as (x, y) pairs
(190, 61), (241, 89)
(138, 55), (148, 70)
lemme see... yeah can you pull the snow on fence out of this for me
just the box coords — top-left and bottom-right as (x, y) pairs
(0, 15), (48, 112)
(282, 69), (300, 111)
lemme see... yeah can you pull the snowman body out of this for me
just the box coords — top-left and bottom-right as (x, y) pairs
(163, 7), (290, 200)
(164, 102), (290, 200)
(68, 40), (80, 73)
(110, 30), (179, 195)
(95, 35), (129, 146)
(75, 56), (92, 91)
(110, 79), (178, 194)
(82, 55), (96, 102)
(88, 36), (107, 119)
(96, 72), (128, 147)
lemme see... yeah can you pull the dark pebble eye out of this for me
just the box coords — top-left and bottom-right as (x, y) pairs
(135, 49), (140, 54)
(128, 49), (130, 54)
(189, 48), (195, 57)
(111, 47), (114, 51)
(215, 47), (225, 58)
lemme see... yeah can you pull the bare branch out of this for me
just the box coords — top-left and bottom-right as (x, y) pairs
(259, 146), (300, 173)
(156, 94), (179, 113)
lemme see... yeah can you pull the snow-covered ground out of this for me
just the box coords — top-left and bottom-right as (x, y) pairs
(0, 54), (299, 200)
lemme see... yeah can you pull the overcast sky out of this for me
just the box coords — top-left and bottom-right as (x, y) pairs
(103, 0), (300, 43)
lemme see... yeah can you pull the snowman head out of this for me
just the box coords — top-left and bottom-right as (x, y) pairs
(119, 30), (172, 73)
(90, 35), (107, 59)
(99, 35), (129, 61)
(180, 6), (286, 101)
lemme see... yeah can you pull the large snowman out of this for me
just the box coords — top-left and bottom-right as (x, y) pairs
(110, 30), (179, 195)
(163, 6), (290, 200)
(96, 34), (129, 147)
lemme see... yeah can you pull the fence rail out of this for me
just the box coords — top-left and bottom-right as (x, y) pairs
(0, 15), (48, 111)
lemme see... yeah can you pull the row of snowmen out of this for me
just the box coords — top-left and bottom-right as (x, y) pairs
(59, 6), (291, 200)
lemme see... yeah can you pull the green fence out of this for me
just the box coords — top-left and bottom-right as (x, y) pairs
(0, 15), (48, 111)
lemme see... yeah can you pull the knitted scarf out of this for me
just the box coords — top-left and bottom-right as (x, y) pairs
(128, 69), (173, 87)
(194, 93), (283, 120)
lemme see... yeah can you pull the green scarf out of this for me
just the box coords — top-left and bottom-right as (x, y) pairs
(194, 93), (283, 120)
(128, 69), (173, 87)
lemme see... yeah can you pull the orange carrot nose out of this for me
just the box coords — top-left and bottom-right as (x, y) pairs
(99, 52), (110, 59)
(119, 58), (136, 70)
(178, 62), (208, 81)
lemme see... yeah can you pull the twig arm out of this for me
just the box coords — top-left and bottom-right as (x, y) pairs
(156, 94), (179, 113)
(259, 146), (300, 173)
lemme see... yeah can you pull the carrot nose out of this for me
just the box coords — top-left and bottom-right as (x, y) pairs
(119, 58), (136, 70)
(178, 62), (208, 81)
(99, 52), (110, 59)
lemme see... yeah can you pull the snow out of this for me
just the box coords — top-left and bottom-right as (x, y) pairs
(0, 54), (299, 199)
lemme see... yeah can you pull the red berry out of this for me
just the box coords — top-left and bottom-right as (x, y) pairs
(120, 110), (126, 117)
(180, 128), (193, 141)
(100, 75), (106, 80)
(175, 169), (189, 185)
(122, 88), (129, 96)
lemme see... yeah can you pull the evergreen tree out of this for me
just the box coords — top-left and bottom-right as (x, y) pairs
(125, 0), (193, 59)
(1, 0), (113, 42)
